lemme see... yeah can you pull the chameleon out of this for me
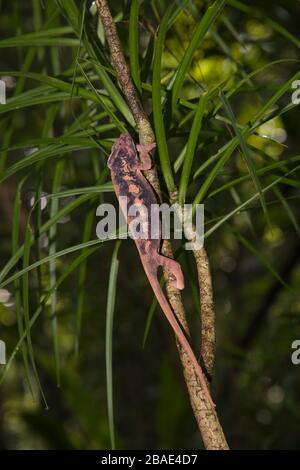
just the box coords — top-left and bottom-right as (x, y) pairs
(107, 133), (214, 407)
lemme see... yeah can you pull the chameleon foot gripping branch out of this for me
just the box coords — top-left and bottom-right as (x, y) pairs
(107, 133), (214, 408)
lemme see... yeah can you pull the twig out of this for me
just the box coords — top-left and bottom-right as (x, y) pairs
(95, 0), (228, 449)
(194, 247), (215, 378)
(163, 242), (228, 449)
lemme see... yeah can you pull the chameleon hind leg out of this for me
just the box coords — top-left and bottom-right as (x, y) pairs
(136, 143), (156, 170)
(155, 253), (185, 290)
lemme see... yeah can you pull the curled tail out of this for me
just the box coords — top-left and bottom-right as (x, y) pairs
(143, 263), (215, 408)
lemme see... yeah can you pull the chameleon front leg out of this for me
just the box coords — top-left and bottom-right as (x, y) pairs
(136, 143), (156, 171)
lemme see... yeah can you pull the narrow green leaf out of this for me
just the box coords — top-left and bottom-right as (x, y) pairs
(74, 207), (95, 357)
(57, 0), (135, 126)
(77, 62), (127, 133)
(129, 0), (143, 93)
(0, 142), (108, 183)
(235, 232), (288, 288)
(0, 71), (99, 106)
(213, 59), (300, 116)
(250, 71), (300, 128)
(49, 160), (65, 386)
(22, 224), (48, 408)
(152, 4), (177, 193)
(0, 44), (37, 171)
(106, 240), (121, 451)
(194, 139), (237, 205)
(12, 177), (33, 395)
(0, 27), (76, 48)
(204, 165), (300, 238)
(227, 0), (300, 48)
(1, 239), (103, 289)
(0, 38), (79, 48)
(0, 192), (99, 284)
(56, 0), (81, 33)
(273, 186), (300, 238)
(219, 90), (269, 222)
(171, 0), (226, 111)
(179, 93), (207, 203)
(0, 245), (102, 385)
(208, 155), (300, 198)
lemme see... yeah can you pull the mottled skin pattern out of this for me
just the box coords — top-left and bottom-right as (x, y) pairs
(108, 133), (214, 407)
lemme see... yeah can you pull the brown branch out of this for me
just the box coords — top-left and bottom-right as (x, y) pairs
(95, 0), (228, 450)
(95, 1), (153, 140)
(163, 242), (228, 450)
(194, 247), (215, 378)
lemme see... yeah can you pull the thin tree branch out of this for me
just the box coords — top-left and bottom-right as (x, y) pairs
(95, 0), (228, 449)
(163, 242), (228, 450)
(194, 247), (216, 379)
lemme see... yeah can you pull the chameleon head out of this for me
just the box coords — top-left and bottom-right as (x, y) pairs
(107, 133), (138, 171)
(117, 133), (133, 147)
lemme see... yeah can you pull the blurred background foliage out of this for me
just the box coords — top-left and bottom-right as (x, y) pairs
(0, 0), (300, 450)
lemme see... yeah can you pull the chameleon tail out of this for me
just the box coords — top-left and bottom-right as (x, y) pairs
(142, 262), (215, 408)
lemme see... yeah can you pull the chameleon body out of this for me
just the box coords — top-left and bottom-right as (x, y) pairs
(108, 133), (213, 407)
